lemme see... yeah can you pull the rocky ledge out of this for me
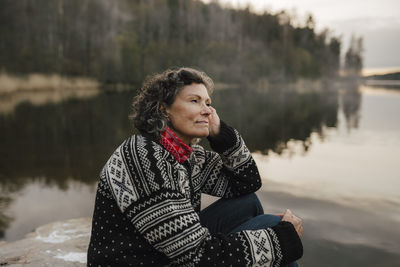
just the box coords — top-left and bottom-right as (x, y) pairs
(0, 218), (91, 266)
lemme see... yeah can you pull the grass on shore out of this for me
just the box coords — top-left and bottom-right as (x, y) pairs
(0, 73), (99, 94)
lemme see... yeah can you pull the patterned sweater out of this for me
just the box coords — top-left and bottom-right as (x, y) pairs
(88, 122), (303, 266)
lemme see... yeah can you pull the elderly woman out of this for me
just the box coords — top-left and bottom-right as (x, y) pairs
(88, 67), (303, 266)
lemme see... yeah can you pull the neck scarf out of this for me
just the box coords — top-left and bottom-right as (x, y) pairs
(160, 126), (193, 163)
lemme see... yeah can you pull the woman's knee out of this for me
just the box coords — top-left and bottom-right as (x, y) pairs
(238, 193), (264, 215)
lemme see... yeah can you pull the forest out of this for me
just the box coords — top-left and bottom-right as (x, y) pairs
(0, 0), (342, 87)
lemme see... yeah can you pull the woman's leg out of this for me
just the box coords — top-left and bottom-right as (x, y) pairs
(200, 193), (299, 267)
(229, 214), (281, 233)
(199, 193), (264, 234)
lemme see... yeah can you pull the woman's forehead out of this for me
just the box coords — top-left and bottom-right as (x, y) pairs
(179, 83), (210, 99)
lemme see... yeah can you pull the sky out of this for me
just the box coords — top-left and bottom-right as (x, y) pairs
(202, 0), (400, 74)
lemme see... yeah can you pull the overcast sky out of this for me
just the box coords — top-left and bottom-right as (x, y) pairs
(203, 0), (400, 74)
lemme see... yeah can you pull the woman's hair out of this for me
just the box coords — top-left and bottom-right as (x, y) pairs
(131, 67), (214, 137)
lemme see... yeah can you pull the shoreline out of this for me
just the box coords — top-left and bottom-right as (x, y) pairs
(0, 73), (100, 95)
(1, 189), (400, 266)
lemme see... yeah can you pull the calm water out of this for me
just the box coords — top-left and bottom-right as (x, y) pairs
(0, 83), (399, 266)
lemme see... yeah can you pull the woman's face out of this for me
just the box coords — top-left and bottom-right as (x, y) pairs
(166, 83), (212, 145)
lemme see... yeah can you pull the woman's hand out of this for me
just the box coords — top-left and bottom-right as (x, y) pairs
(208, 107), (220, 137)
(280, 209), (303, 238)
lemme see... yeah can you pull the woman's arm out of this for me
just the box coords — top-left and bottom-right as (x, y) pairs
(197, 120), (262, 198)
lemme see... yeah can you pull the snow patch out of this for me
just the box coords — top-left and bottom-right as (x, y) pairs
(36, 229), (89, 243)
(54, 252), (87, 263)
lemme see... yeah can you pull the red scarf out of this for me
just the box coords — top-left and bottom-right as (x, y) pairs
(160, 126), (193, 163)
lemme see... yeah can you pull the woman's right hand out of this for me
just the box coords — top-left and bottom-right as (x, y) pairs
(208, 106), (220, 137)
(281, 209), (303, 238)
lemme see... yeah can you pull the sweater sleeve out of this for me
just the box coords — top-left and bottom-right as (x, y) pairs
(200, 121), (262, 198)
(104, 135), (302, 266)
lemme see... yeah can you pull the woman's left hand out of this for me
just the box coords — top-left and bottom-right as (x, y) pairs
(281, 209), (303, 238)
(208, 107), (220, 137)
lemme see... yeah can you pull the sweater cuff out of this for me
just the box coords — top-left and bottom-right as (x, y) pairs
(207, 121), (237, 153)
(271, 221), (303, 265)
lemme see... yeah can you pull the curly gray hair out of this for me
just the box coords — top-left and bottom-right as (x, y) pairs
(131, 67), (214, 138)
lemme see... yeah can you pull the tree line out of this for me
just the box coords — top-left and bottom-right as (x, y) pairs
(0, 0), (342, 86)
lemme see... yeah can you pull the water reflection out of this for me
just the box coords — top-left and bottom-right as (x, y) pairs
(3, 181), (96, 242)
(340, 81), (362, 130)
(0, 90), (136, 185)
(210, 85), (339, 155)
(255, 84), (400, 208)
(0, 89), (136, 238)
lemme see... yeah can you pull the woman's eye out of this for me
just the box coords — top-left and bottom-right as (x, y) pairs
(206, 103), (211, 107)
(191, 99), (197, 103)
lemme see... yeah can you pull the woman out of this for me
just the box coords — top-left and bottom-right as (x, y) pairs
(88, 67), (303, 266)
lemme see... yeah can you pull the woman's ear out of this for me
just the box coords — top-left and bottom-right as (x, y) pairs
(160, 104), (170, 120)
(159, 103), (166, 113)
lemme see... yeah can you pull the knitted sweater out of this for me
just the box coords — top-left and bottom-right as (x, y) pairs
(87, 122), (303, 266)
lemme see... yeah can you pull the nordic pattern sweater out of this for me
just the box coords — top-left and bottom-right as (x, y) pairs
(87, 122), (303, 266)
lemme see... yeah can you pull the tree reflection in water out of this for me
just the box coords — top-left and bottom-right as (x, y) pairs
(0, 83), (360, 238)
(340, 82), (362, 131)
(207, 84), (339, 155)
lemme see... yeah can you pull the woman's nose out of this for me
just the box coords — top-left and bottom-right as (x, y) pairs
(201, 104), (211, 115)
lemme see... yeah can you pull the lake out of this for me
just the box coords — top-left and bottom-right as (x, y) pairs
(0, 82), (399, 266)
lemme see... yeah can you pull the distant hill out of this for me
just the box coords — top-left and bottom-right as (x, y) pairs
(365, 72), (400, 80)
(364, 72), (400, 88)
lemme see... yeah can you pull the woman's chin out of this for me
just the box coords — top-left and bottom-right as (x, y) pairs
(195, 129), (210, 138)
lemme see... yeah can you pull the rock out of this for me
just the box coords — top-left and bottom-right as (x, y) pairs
(0, 218), (91, 266)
